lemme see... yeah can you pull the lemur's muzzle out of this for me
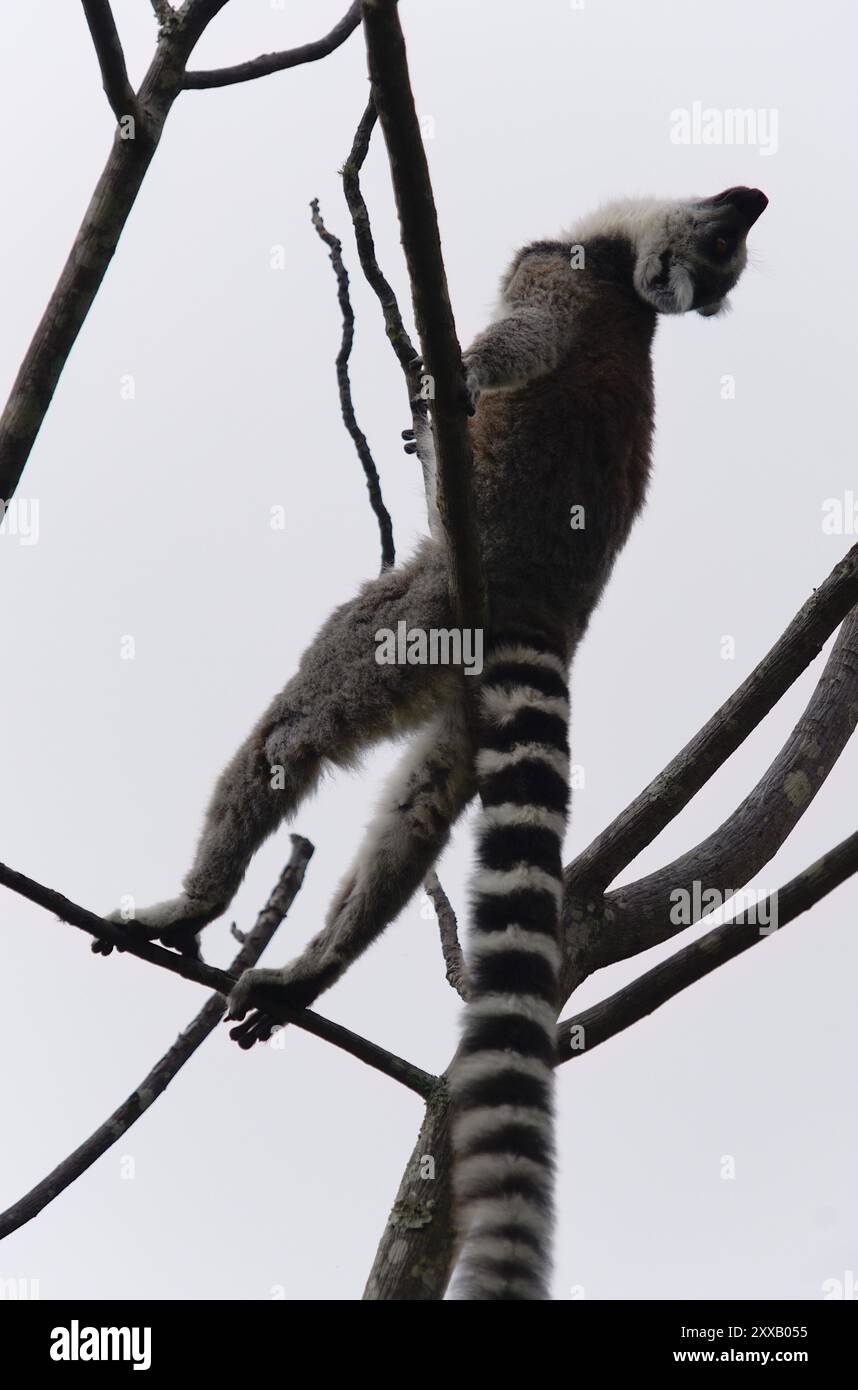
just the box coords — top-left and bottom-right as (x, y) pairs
(709, 186), (769, 229)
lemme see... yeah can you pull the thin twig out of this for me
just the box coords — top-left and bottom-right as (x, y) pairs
(310, 198), (395, 572)
(557, 829), (858, 1064)
(0, 837), (313, 1240)
(566, 542), (858, 896)
(183, 2), (362, 88)
(0, 860), (435, 1098)
(341, 100), (421, 386)
(81, 0), (139, 124)
(341, 99), (434, 518)
(424, 871), (469, 1000)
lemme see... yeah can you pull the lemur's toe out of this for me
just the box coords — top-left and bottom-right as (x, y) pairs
(91, 936), (119, 956)
(228, 1011), (277, 1048)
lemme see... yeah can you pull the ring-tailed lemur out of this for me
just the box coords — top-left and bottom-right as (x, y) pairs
(107, 187), (767, 1299)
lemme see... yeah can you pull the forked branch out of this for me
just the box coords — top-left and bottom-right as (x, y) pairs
(566, 542), (858, 898)
(0, 838), (313, 1240)
(558, 828), (858, 1063)
(80, 0), (139, 125)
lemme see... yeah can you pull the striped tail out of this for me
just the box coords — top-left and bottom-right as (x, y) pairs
(449, 639), (570, 1300)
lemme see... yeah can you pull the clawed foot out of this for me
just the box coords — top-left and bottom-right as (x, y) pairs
(225, 967), (323, 1050)
(93, 894), (225, 959)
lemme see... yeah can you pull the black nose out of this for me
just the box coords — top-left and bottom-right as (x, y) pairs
(711, 186), (768, 228)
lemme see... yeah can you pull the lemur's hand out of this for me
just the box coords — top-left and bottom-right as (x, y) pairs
(406, 350), (479, 416)
(93, 893), (222, 959)
(225, 965), (323, 1050)
(461, 353), (483, 415)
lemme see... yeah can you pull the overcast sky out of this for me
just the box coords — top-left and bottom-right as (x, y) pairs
(1, 0), (856, 1301)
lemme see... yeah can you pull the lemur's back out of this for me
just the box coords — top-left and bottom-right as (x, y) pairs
(470, 240), (657, 652)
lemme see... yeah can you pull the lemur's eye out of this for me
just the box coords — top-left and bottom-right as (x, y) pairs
(713, 236), (731, 258)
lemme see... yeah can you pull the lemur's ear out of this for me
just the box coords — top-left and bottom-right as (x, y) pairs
(707, 187), (768, 229)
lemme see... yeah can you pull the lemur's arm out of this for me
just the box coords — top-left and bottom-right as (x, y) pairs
(404, 305), (562, 536)
(458, 246), (576, 405)
(464, 304), (568, 402)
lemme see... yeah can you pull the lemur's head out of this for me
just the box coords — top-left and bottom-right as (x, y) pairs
(632, 187), (768, 317)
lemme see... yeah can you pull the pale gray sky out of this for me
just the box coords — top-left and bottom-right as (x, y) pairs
(1, 0), (855, 1300)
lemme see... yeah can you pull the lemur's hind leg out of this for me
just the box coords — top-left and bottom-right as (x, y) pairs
(226, 700), (475, 1046)
(107, 542), (454, 954)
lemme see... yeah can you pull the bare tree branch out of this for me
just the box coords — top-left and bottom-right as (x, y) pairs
(149, 1), (174, 27)
(310, 198), (395, 571)
(0, 859), (435, 1098)
(0, 9), (224, 504)
(178, 0), (231, 30)
(0, 838), (314, 1240)
(183, 2), (362, 89)
(587, 606), (858, 972)
(81, 0), (139, 124)
(558, 828), (858, 1065)
(0, 57), (169, 501)
(342, 99), (420, 385)
(361, 0), (486, 639)
(0, 0), (360, 505)
(341, 96), (439, 531)
(566, 543), (858, 897)
(424, 871), (469, 1000)
(362, 1079), (455, 1300)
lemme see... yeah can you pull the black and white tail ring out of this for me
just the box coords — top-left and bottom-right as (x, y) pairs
(449, 638), (570, 1300)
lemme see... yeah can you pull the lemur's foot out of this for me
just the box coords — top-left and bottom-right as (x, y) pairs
(225, 966), (323, 1050)
(401, 427), (418, 455)
(93, 893), (224, 959)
